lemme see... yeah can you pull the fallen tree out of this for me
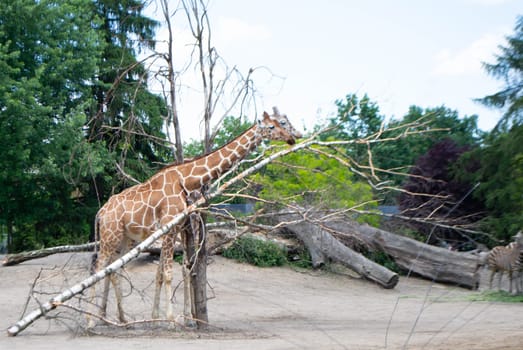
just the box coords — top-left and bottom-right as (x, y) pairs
(340, 221), (482, 289)
(1, 227), (232, 267)
(2, 242), (98, 266)
(274, 209), (482, 289)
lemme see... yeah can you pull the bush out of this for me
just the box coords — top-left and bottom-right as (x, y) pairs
(222, 236), (287, 267)
(364, 250), (401, 274)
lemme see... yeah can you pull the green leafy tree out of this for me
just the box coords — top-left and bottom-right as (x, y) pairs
(477, 15), (523, 131)
(0, 0), (107, 251)
(252, 148), (378, 224)
(375, 106), (482, 187)
(320, 94), (482, 204)
(457, 125), (523, 242)
(320, 93), (384, 163)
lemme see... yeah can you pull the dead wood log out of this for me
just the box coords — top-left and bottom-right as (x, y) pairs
(275, 208), (483, 289)
(278, 213), (399, 289)
(2, 242), (99, 266)
(2, 241), (185, 266)
(333, 221), (481, 289)
(0, 228), (240, 268)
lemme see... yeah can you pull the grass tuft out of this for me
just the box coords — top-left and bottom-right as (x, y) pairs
(469, 290), (523, 303)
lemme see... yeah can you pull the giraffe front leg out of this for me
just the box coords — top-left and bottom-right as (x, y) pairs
(183, 259), (192, 325)
(152, 231), (176, 320)
(163, 260), (174, 320)
(152, 259), (164, 319)
(100, 275), (110, 318)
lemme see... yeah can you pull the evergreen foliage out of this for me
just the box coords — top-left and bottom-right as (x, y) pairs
(477, 15), (523, 131)
(456, 125), (523, 241)
(0, 0), (165, 252)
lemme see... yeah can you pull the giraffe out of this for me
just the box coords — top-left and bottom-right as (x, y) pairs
(271, 106), (303, 139)
(89, 110), (301, 324)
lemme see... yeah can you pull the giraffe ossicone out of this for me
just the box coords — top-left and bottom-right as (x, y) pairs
(89, 108), (302, 326)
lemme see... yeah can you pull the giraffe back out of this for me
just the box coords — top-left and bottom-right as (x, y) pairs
(96, 169), (187, 245)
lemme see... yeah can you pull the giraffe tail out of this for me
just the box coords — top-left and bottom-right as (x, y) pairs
(90, 212), (100, 274)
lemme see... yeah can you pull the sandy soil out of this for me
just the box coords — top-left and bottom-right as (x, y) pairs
(1, 252), (522, 350)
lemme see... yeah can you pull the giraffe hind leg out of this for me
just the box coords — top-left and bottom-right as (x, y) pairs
(152, 231), (176, 320)
(88, 254), (110, 328)
(100, 275), (110, 317)
(110, 271), (127, 323)
(110, 237), (131, 323)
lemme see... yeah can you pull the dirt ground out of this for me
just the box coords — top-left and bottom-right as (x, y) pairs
(1, 252), (522, 350)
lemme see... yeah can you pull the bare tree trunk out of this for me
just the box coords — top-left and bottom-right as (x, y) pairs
(3, 242), (98, 266)
(180, 214), (206, 328)
(2, 241), (187, 266)
(160, 0), (183, 162)
(188, 212), (208, 328)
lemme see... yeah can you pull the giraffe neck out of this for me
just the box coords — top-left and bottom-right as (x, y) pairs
(175, 124), (262, 191)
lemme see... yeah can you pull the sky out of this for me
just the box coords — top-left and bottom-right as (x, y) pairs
(145, 0), (523, 141)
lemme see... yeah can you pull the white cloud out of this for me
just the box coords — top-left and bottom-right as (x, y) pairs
(432, 33), (503, 76)
(215, 17), (272, 45)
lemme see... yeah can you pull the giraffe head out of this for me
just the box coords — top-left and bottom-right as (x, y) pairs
(271, 106), (303, 139)
(257, 111), (300, 145)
